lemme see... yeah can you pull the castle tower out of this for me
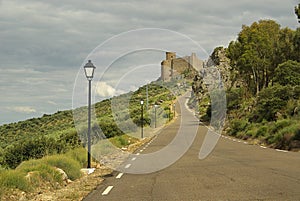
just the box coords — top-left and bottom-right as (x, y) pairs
(166, 52), (176, 60)
(161, 60), (171, 81)
(161, 52), (176, 81)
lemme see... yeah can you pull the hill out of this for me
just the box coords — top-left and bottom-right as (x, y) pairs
(0, 79), (188, 169)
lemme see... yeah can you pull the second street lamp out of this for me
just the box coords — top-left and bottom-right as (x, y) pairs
(140, 100), (144, 138)
(154, 104), (158, 128)
(84, 60), (96, 169)
(173, 103), (176, 119)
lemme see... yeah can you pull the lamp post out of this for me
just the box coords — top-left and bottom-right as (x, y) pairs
(173, 103), (176, 118)
(154, 104), (158, 128)
(84, 60), (96, 169)
(140, 100), (144, 138)
(169, 106), (171, 121)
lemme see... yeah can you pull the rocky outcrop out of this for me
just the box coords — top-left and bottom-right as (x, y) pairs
(191, 47), (236, 121)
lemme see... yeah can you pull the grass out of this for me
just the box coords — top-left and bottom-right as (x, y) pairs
(0, 169), (30, 192)
(227, 117), (300, 149)
(109, 135), (139, 148)
(0, 147), (87, 199)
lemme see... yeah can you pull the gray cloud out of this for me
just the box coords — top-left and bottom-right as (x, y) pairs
(0, 0), (298, 124)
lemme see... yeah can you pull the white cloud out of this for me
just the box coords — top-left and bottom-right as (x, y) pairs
(95, 81), (117, 98)
(47, 101), (57, 105)
(7, 106), (36, 114)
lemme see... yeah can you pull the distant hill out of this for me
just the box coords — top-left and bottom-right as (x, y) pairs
(0, 79), (189, 168)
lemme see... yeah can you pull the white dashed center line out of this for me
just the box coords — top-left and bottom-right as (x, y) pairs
(116, 173), (123, 179)
(131, 157), (137, 161)
(102, 186), (114, 195)
(125, 164), (131, 169)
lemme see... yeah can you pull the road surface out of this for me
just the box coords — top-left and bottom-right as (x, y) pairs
(84, 93), (300, 201)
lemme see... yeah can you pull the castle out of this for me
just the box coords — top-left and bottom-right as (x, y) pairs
(160, 52), (204, 81)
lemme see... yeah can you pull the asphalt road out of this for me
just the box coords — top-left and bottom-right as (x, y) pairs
(84, 93), (300, 201)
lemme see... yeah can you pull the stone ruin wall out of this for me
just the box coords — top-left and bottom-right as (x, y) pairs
(161, 52), (204, 81)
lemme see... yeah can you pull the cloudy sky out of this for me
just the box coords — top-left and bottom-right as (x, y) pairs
(0, 0), (299, 125)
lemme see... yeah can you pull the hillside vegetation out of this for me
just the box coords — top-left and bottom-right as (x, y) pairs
(0, 80), (186, 169)
(193, 19), (300, 150)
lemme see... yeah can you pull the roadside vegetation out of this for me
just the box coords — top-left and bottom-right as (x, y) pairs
(194, 10), (300, 150)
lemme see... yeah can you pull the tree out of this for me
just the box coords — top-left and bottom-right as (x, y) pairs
(295, 3), (300, 23)
(227, 20), (281, 95)
(294, 28), (300, 61)
(251, 85), (293, 122)
(274, 60), (300, 86)
(277, 28), (295, 63)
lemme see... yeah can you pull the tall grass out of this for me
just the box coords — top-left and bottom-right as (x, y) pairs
(0, 147), (87, 199)
(0, 169), (30, 192)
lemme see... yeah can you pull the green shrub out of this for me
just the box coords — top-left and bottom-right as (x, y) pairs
(17, 161), (62, 185)
(244, 127), (257, 138)
(270, 119), (293, 134)
(0, 170), (30, 192)
(255, 126), (268, 138)
(293, 127), (300, 140)
(228, 119), (248, 136)
(65, 147), (87, 167)
(43, 155), (82, 180)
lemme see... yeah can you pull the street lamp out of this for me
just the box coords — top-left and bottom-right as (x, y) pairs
(140, 100), (144, 138)
(173, 103), (176, 118)
(169, 106), (171, 121)
(84, 60), (96, 169)
(154, 104), (158, 128)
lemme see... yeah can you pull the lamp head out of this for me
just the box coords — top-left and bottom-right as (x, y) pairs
(84, 60), (96, 80)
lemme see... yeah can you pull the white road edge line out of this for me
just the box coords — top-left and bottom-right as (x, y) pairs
(276, 149), (288, 153)
(260, 146), (267, 149)
(116, 173), (124, 179)
(125, 164), (131, 169)
(102, 186), (114, 195)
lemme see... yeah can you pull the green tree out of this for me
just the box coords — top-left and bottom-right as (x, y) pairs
(227, 20), (281, 95)
(274, 60), (300, 86)
(295, 3), (300, 23)
(251, 85), (293, 122)
(277, 28), (295, 63)
(294, 28), (300, 61)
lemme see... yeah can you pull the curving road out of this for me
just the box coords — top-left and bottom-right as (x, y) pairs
(84, 93), (300, 201)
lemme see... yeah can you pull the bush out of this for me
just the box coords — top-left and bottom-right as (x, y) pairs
(43, 155), (82, 180)
(17, 161), (62, 185)
(65, 147), (87, 167)
(255, 126), (268, 138)
(0, 170), (30, 192)
(251, 85), (293, 122)
(228, 119), (248, 136)
(270, 119), (292, 134)
(227, 88), (244, 110)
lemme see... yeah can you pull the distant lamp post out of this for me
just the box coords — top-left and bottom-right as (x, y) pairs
(173, 103), (176, 118)
(140, 100), (144, 138)
(84, 60), (96, 169)
(154, 104), (158, 128)
(168, 106), (171, 121)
